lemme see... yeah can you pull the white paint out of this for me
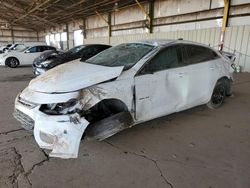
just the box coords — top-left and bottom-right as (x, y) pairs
(34, 112), (89, 158)
(14, 40), (234, 158)
(20, 87), (79, 104)
(29, 60), (124, 93)
(0, 44), (48, 66)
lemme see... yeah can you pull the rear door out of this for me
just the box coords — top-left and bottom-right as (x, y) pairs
(182, 44), (221, 108)
(134, 45), (189, 122)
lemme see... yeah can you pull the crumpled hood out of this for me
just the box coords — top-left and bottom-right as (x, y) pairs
(28, 60), (123, 93)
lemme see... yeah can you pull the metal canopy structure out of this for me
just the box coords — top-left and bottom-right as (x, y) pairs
(0, 0), (147, 30)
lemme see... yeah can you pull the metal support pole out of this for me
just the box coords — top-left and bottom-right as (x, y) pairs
(148, 0), (154, 33)
(219, 0), (230, 51)
(82, 18), (86, 40)
(95, 11), (111, 44)
(36, 31), (39, 42)
(66, 23), (69, 50)
(108, 13), (112, 38)
(11, 26), (14, 43)
(135, 0), (151, 33)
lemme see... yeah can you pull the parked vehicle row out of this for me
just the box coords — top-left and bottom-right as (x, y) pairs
(0, 42), (111, 76)
(0, 42), (46, 54)
(13, 39), (235, 159)
(0, 45), (56, 68)
(33, 44), (111, 76)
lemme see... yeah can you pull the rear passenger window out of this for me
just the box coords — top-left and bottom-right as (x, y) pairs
(97, 45), (110, 52)
(40, 46), (54, 52)
(184, 45), (218, 64)
(48, 46), (56, 51)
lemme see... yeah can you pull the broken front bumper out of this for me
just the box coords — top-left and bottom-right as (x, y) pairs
(14, 96), (89, 159)
(34, 113), (89, 159)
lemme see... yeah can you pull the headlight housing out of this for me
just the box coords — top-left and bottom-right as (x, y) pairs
(40, 60), (52, 68)
(40, 99), (79, 115)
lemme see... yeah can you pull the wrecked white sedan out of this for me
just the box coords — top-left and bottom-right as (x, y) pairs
(14, 39), (234, 158)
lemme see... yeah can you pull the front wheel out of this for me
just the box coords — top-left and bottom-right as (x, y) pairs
(207, 81), (226, 109)
(6, 57), (19, 68)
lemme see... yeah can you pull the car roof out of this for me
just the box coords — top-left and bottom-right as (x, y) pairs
(132, 39), (213, 48)
(84, 44), (112, 47)
(133, 39), (176, 46)
(28, 45), (54, 48)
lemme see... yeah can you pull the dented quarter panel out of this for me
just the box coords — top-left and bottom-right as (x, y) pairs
(79, 78), (135, 115)
(207, 57), (232, 99)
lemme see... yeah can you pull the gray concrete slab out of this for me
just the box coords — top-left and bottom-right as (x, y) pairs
(0, 66), (249, 188)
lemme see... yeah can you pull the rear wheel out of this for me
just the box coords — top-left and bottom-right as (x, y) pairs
(207, 80), (226, 109)
(6, 57), (19, 68)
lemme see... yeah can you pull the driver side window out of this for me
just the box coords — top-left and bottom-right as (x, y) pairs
(140, 45), (181, 75)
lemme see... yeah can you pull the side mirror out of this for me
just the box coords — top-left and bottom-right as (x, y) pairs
(25, 50), (30, 53)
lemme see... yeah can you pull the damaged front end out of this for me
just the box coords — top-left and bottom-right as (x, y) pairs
(14, 92), (90, 158)
(35, 99), (89, 158)
(14, 87), (133, 159)
(14, 61), (134, 159)
(34, 112), (89, 159)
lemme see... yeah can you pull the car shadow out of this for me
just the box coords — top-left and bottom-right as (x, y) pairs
(0, 74), (35, 82)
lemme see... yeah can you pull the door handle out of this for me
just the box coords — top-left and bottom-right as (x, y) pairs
(210, 67), (215, 70)
(178, 72), (185, 77)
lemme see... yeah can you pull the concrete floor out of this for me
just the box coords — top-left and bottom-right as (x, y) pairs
(0, 66), (250, 188)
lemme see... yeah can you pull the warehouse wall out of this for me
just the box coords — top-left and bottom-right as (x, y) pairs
(0, 22), (39, 45)
(39, 0), (250, 72)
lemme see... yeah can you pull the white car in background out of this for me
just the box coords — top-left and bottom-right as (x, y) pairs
(0, 45), (56, 68)
(0, 44), (12, 53)
(14, 39), (235, 158)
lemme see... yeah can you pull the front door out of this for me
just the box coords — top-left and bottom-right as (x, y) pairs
(134, 45), (188, 122)
(23, 46), (42, 64)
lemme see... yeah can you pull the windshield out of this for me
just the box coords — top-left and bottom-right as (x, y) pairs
(67, 45), (85, 54)
(85, 43), (154, 70)
(19, 47), (29, 52)
(8, 44), (17, 50)
(15, 44), (27, 51)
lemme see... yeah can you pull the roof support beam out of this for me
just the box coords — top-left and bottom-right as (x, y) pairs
(11, 0), (54, 24)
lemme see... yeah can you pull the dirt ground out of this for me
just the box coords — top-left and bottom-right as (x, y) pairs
(0, 66), (249, 188)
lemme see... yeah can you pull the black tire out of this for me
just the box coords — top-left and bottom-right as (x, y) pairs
(6, 57), (19, 68)
(224, 79), (233, 96)
(207, 80), (226, 109)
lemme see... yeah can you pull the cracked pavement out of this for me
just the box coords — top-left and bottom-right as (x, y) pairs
(0, 66), (250, 188)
